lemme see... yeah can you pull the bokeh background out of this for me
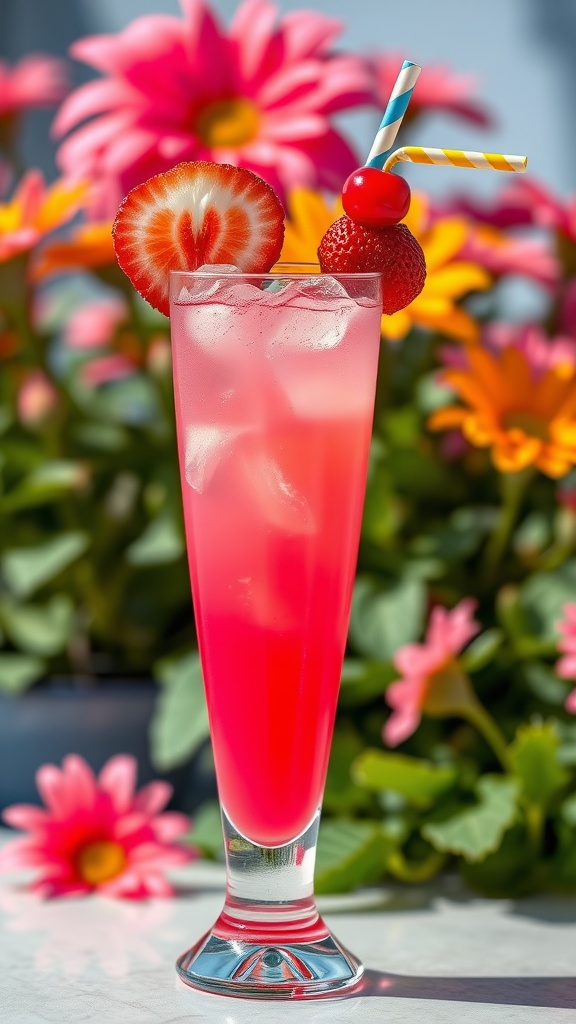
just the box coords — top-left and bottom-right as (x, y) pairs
(3, 0), (576, 898)
(2, 0), (575, 195)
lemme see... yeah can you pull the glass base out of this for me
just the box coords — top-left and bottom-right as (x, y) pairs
(177, 930), (362, 999)
(176, 808), (363, 999)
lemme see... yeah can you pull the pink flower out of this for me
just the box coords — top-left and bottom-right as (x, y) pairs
(17, 371), (58, 426)
(82, 354), (137, 387)
(446, 179), (576, 238)
(65, 295), (127, 349)
(0, 754), (192, 898)
(458, 226), (559, 289)
(556, 604), (576, 714)
(53, 0), (373, 218)
(440, 324), (576, 382)
(0, 55), (68, 117)
(370, 54), (491, 127)
(385, 599), (480, 746)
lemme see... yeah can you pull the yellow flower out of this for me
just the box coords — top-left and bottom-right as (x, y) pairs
(279, 188), (343, 265)
(383, 194), (491, 343)
(429, 345), (576, 478)
(34, 221), (114, 278)
(279, 187), (490, 342)
(0, 171), (86, 263)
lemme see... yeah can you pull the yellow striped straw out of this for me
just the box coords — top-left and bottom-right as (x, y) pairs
(383, 146), (528, 174)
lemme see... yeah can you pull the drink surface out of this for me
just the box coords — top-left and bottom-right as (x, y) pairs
(171, 276), (381, 847)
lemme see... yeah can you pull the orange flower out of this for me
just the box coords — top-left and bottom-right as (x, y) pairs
(429, 344), (576, 477)
(0, 171), (86, 263)
(34, 221), (115, 278)
(279, 187), (490, 342)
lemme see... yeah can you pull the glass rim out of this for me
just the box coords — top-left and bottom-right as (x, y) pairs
(170, 263), (382, 281)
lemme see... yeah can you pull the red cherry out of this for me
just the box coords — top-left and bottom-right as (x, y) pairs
(342, 167), (411, 229)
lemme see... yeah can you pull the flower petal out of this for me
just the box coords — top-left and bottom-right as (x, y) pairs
(98, 755), (137, 813)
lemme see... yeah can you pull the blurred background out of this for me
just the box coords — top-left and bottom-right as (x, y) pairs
(2, 0), (575, 196)
(2, 0), (576, 897)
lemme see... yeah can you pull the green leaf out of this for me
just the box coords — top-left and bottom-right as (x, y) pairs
(150, 651), (209, 770)
(0, 595), (74, 656)
(74, 422), (129, 451)
(186, 802), (223, 858)
(520, 561), (576, 644)
(1, 533), (89, 599)
(556, 721), (576, 766)
(560, 793), (576, 828)
(1, 461), (86, 512)
(339, 658), (395, 707)
(315, 819), (392, 894)
(323, 729), (374, 814)
(126, 513), (184, 566)
(0, 407), (12, 434)
(508, 721), (569, 805)
(523, 662), (569, 706)
(352, 749), (457, 809)
(460, 629), (504, 673)
(422, 775), (520, 863)
(0, 653), (45, 693)
(349, 575), (425, 661)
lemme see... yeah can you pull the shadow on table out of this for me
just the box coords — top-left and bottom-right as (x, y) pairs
(355, 968), (576, 1009)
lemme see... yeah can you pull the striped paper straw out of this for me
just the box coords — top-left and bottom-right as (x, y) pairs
(383, 146), (528, 174)
(365, 60), (421, 170)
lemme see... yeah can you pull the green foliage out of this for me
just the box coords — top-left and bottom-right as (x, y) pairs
(315, 819), (393, 894)
(349, 575), (425, 661)
(150, 652), (209, 770)
(1, 533), (89, 600)
(422, 776), (520, 863)
(186, 802), (224, 859)
(352, 750), (457, 809)
(509, 722), (569, 805)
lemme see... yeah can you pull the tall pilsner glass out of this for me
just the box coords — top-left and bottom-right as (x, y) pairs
(170, 265), (382, 999)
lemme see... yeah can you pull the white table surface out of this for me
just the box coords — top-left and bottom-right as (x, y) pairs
(1, 829), (575, 1024)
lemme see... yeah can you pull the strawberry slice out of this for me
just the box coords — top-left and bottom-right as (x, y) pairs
(113, 162), (285, 316)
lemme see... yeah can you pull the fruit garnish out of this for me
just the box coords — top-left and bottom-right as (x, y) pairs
(342, 167), (411, 229)
(113, 161), (285, 316)
(318, 215), (426, 315)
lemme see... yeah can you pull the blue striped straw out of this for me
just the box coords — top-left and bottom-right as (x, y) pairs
(365, 59), (421, 170)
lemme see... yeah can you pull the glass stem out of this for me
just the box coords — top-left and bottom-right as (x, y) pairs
(177, 808), (363, 996)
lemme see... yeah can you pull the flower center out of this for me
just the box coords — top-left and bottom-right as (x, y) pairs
(194, 98), (261, 148)
(76, 840), (127, 885)
(503, 411), (550, 442)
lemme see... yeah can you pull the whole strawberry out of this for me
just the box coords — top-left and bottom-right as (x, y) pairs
(318, 215), (426, 315)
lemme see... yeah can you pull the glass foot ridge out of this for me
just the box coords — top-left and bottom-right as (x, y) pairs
(176, 809), (363, 999)
(177, 929), (362, 999)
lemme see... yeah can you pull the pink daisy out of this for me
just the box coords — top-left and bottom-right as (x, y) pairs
(385, 598), (480, 746)
(0, 55), (68, 118)
(53, 0), (373, 218)
(556, 604), (576, 714)
(370, 54), (491, 127)
(0, 754), (192, 898)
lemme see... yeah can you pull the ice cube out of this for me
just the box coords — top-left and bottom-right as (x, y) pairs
(240, 449), (315, 535)
(185, 424), (240, 493)
(267, 302), (348, 352)
(292, 275), (350, 301)
(177, 265), (242, 304)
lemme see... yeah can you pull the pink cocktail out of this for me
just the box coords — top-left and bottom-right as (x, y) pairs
(171, 266), (382, 998)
